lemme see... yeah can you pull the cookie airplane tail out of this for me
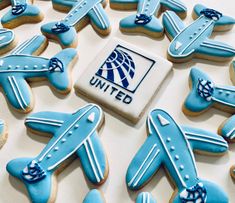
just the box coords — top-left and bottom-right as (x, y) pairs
(173, 179), (228, 203)
(193, 4), (235, 30)
(7, 158), (54, 203)
(120, 14), (164, 37)
(48, 48), (77, 93)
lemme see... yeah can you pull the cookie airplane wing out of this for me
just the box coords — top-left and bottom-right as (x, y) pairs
(162, 10), (185, 39)
(161, 0), (187, 14)
(182, 126), (228, 154)
(83, 190), (105, 203)
(10, 35), (47, 56)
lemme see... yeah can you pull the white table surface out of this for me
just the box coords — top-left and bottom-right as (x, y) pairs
(0, 0), (234, 202)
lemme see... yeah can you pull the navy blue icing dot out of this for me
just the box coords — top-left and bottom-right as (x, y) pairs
(135, 14), (152, 25)
(51, 22), (70, 34)
(200, 8), (223, 21)
(12, 4), (27, 15)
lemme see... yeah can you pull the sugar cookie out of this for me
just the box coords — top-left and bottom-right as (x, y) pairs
(41, 0), (111, 48)
(0, 35), (77, 113)
(0, 120), (8, 149)
(218, 115), (235, 143)
(1, 0), (44, 29)
(126, 108), (228, 203)
(83, 189), (105, 203)
(183, 67), (235, 116)
(7, 103), (109, 203)
(0, 28), (17, 55)
(110, 0), (187, 38)
(136, 192), (156, 203)
(163, 4), (235, 63)
(75, 38), (172, 123)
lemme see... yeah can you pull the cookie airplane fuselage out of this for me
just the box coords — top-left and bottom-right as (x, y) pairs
(7, 104), (108, 203)
(163, 4), (235, 62)
(126, 109), (228, 203)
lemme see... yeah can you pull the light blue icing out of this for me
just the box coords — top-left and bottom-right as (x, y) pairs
(0, 119), (5, 140)
(52, 0), (78, 10)
(184, 67), (235, 114)
(7, 103), (108, 203)
(162, 4), (235, 61)
(0, 28), (15, 50)
(83, 189), (105, 203)
(1, 0), (42, 27)
(136, 192), (156, 203)
(231, 61), (235, 82)
(41, 0), (110, 48)
(126, 109), (228, 202)
(219, 115), (235, 141)
(0, 35), (77, 112)
(115, 0), (187, 37)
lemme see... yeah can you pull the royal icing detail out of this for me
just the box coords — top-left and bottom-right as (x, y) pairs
(75, 38), (172, 123)
(0, 28), (15, 54)
(0, 119), (7, 149)
(163, 4), (235, 62)
(184, 67), (235, 115)
(41, 0), (111, 48)
(7, 104), (108, 203)
(111, 0), (186, 38)
(1, 0), (43, 28)
(83, 189), (105, 203)
(136, 192), (156, 203)
(219, 115), (235, 142)
(0, 35), (77, 112)
(126, 109), (228, 202)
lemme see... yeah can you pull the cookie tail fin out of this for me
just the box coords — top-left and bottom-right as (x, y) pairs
(193, 4), (235, 31)
(219, 115), (235, 142)
(173, 180), (228, 203)
(7, 158), (54, 203)
(41, 22), (77, 48)
(120, 14), (164, 37)
(136, 192), (157, 203)
(48, 48), (78, 93)
(83, 189), (105, 203)
(183, 68), (214, 115)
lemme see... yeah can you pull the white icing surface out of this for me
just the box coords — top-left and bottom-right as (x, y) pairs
(0, 0), (234, 203)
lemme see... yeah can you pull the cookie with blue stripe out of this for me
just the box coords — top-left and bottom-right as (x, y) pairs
(1, 0), (44, 29)
(7, 104), (109, 203)
(163, 4), (235, 63)
(0, 35), (77, 113)
(126, 108), (228, 203)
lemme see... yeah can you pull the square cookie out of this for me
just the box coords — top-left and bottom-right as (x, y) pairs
(75, 38), (172, 123)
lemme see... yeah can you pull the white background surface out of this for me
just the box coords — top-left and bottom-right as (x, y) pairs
(0, 0), (234, 202)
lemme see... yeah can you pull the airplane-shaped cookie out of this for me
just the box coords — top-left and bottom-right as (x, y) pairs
(163, 4), (235, 63)
(41, 0), (111, 48)
(0, 28), (16, 55)
(0, 35), (77, 113)
(183, 68), (235, 116)
(83, 190), (156, 203)
(7, 104), (109, 203)
(126, 109), (228, 203)
(110, 0), (187, 38)
(1, 0), (43, 28)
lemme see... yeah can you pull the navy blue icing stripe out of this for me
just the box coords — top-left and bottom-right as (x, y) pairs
(12, 4), (27, 15)
(200, 8), (222, 21)
(51, 22), (70, 34)
(135, 14), (152, 25)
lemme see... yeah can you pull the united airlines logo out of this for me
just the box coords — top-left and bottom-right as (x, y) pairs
(90, 45), (155, 104)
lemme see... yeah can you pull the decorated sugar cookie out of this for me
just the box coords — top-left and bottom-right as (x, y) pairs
(163, 4), (235, 63)
(0, 28), (17, 55)
(229, 61), (235, 85)
(1, 0), (43, 29)
(75, 38), (172, 123)
(110, 0), (187, 38)
(136, 192), (156, 203)
(0, 119), (8, 149)
(41, 0), (111, 48)
(7, 103), (109, 203)
(183, 67), (235, 116)
(0, 35), (77, 113)
(218, 115), (235, 143)
(126, 109), (228, 203)
(83, 189), (105, 203)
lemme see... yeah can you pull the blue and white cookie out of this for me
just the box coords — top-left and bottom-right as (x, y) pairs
(110, 0), (187, 38)
(1, 0), (44, 29)
(0, 35), (77, 113)
(183, 67), (235, 116)
(136, 192), (156, 203)
(0, 119), (7, 149)
(0, 28), (17, 55)
(163, 4), (235, 63)
(7, 103), (109, 203)
(126, 108), (228, 203)
(83, 189), (105, 203)
(41, 0), (111, 48)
